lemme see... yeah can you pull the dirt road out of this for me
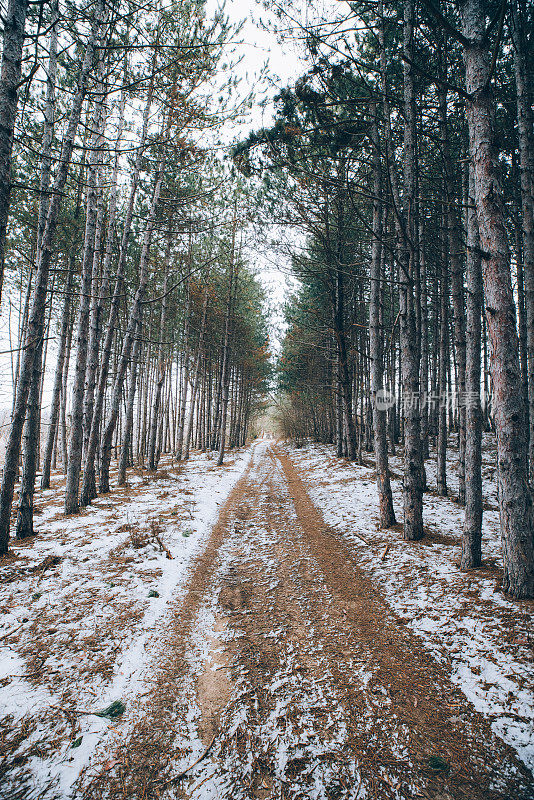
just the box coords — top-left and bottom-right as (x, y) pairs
(79, 440), (533, 800)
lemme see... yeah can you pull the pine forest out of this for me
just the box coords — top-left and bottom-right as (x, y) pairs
(0, 0), (533, 797)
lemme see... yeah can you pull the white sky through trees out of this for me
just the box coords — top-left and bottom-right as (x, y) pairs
(206, 0), (309, 354)
(0, 0), (312, 413)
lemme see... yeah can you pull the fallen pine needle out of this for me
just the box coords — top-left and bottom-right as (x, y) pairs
(190, 773), (213, 793)
(154, 533), (173, 559)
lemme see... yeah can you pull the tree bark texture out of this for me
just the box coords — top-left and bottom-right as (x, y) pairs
(462, 0), (534, 598)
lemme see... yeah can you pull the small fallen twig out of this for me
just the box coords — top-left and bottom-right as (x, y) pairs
(50, 705), (90, 716)
(49, 700), (126, 719)
(154, 533), (173, 559)
(381, 544), (390, 561)
(190, 773), (213, 794)
(166, 735), (216, 784)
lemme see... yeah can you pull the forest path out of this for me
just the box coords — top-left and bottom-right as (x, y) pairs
(79, 440), (533, 800)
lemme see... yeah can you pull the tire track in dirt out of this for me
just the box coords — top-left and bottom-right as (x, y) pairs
(75, 447), (259, 800)
(77, 441), (533, 800)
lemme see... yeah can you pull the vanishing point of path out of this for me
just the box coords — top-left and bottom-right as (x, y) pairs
(79, 440), (534, 800)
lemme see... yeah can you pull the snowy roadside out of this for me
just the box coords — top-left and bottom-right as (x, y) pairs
(0, 443), (254, 798)
(284, 437), (534, 772)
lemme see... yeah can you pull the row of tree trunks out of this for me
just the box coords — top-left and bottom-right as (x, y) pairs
(41, 266), (73, 490)
(0, 1), (104, 553)
(217, 218), (237, 466)
(65, 42), (107, 514)
(79, 80), (154, 508)
(98, 166), (164, 494)
(181, 285), (208, 461)
(81, 85), (126, 489)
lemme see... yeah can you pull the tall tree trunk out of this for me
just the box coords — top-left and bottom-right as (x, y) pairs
(12, 267), (33, 413)
(514, 179), (529, 421)
(419, 222), (430, 462)
(148, 243), (170, 471)
(117, 320), (142, 485)
(334, 267), (357, 461)
(41, 266), (72, 489)
(210, 352), (224, 451)
(0, 0), (28, 302)
(175, 292), (190, 460)
(334, 353), (343, 458)
(60, 322), (72, 473)
(378, 0), (423, 538)
(217, 252), (236, 467)
(16, 6), (58, 525)
(462, 0), (534, 598)
(14, 332), (43, 538)
(439, 82), (467, 502)
(462, 165), (483, 568)
(36, 0), (58, 253)
(369, 104), (396, 527)
(183, 286), (208, 461)
(400, 0), (424, 540)
(437, 221), (449, 497)
(511, 0), (534, 481)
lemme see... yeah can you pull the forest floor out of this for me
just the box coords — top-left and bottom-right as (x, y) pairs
(0, 438), (533, 800)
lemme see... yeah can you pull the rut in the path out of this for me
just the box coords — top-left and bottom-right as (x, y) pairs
(78, 442), (533, 800)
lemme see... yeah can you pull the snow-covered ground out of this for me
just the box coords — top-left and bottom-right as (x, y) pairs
(284, 435), (534, 772)
(0, 445), (253, 798)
